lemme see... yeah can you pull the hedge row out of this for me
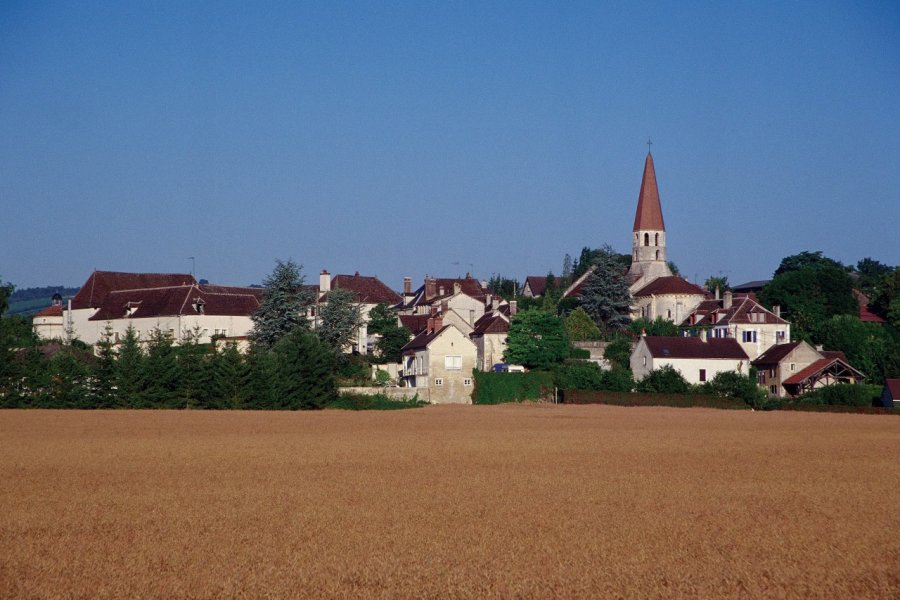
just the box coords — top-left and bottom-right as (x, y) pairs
(562, 389), (750, 410)
(472, 370), (555, 405)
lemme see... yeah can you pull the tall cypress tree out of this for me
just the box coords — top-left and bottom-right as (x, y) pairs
(143, 329), (179, 408)
(91, 323), (118, 408)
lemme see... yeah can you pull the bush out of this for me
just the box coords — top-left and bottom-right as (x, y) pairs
(563, 389), (749, 410)
(636, 365), (689, 394)
(793, 384), (882, 407)
(327, 393), (426, 410)
(473, 370), (555, 404)
(568, 347), (591, 360)
(697, 370), (768, 408)
(553, 362), (634, 393)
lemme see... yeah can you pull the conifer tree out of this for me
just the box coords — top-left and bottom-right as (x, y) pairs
(116, 326), (144, 407)
(272, 328), (336, 409)
(90, 323), (118, 408)
(143, 329), (180, 408)
(211, 342), (245, 408)
(242, 346), (276, 409)
(48, 347), (90, 408)
(317, 288), (363, 353)
(250, 259), (312, 349)
(581, 250), (633, 335)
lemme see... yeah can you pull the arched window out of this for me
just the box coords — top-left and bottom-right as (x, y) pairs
(655, 233), (659, 246)
(655, 250), (660, 260)
(644, 233), (650, 246)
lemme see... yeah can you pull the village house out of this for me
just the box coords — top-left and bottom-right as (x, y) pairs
(33, 271), (262, 347)
(631, 276), (707, 323)
(521, 276), (548, 298)
(878, 379), (900, 408)
(630, 332), (750, 385)
(752, 341), (865, 398)
(681, 290), (789, 360)
(400, 314), (477, 404)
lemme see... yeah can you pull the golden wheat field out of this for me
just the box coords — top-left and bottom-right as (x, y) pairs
(1, 405), (898, 599)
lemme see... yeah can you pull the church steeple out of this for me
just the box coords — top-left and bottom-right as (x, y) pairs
(632, 152), (665, 232)
(629, 151), (672, 284)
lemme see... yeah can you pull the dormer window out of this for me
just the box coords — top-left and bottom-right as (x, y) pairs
(192, 298), (205, 314)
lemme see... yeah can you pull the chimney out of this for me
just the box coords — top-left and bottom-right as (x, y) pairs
(432, 315), (443, 332)
(485, 293), (492, 309)
(480, 279), (488, 290)
(453, 282), (461, 295)
(403, 277), (412, 296)
(774, 305), (781, 319)
(425, 277), (436, 301)
(723, 291), (733, 310)
(438, 285), (445, 296)
(319, 270), (331, 294)
(441, 300), (449, 314)
(714, 287), (720, 300)
(427, 317), (434, 334)
(700, 328), (708, 342)
(510, 300), (518, 316)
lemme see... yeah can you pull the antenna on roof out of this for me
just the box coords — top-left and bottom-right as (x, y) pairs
(188, 257), (195, 278)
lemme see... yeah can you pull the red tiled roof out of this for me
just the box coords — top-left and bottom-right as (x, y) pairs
(752, 342), (802, 366)
(402, 276), (486, 309)
(634, 276), (706, 297)
(71, 271), (196, 310)
(633, 153), (665, 232)
(684, 294), (788, 326)
(401, 325), (450, 353)
(89, 285), (260, 321)
(643, 336), (748, 360)
(523, 276), (548, 296)
(782, 357), (839, 386)
(399, 314), (429, 335)
(35, 304), (64, 318)
(327, 274), (401, 305)
(472, 313), (509, 335)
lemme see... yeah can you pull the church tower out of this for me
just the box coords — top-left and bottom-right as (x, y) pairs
(628, 152), (672, 284)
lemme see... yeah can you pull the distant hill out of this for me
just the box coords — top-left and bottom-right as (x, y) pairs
(8, 286), (80, 317)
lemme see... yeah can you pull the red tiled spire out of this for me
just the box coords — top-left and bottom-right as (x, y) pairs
(632, 153), (665, 232)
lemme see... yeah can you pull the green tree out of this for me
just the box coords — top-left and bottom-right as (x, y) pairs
(565, 307), (602, 341)
(855, 258), (892, 295)
(580, 249), (632, 334)
(115, 326), (145, 407)
(0, 276), (14, 317)
(487, 275), (519, 300)
(90, 323), (119, 408)
(241, 347), (276, 409)
(250, 259), (312, 349)
(628, 317), (678, 337)
(503, 309), (569, 370)
(375, 325), (412, 363)
(603, 335), (633, 371)
(704, 275), (730, 294)
(143, 329), (180, 408)
(317, 288), (363, 353)
(210, 343), (246, 409)
(176, 328), (210, 408)
(48, 347), (91, 408)
(871, 268), (900, 326)
(667, 261), (681, 277)
(272, 328), (336, 409)
(637, 365), (689, 394)
(815, 314), (899, 385)
(367, 303), (397, 335)
(759, 253), (857, 341)
(700, 370), (766, 407)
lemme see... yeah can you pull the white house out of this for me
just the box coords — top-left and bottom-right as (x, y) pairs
(630, 333), (750, 385)
(682, 291), (790, 360)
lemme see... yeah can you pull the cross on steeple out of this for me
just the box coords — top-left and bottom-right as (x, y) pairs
(647, 136), (652, 154)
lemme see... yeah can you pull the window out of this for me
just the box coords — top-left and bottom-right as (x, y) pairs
(445, 355), (462, 370)
(667, 309), (672, 319)
(776, 330), (785, 341)
(644, 233), (650, 246)
(790, 363), (795, 372)
(435, 378), (444, 387)
(642, 356), (647, 366)
(742, 331), (757, 343)
(656, 250), (660, 260)
(699, 369), (707, 382)
(464, 378), (472, 386)
(655, 233), (659, 246)
(770, 385), (777, 394)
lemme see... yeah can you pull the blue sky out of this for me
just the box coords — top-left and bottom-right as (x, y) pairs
(2, 1), (898, 291)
